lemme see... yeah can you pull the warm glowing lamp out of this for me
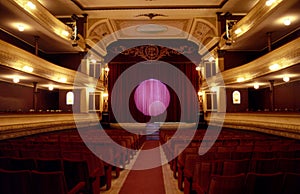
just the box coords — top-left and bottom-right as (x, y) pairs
(283, 76), (290, 82)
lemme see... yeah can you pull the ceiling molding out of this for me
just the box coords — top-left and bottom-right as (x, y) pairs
(188, 18), (219, 54)
(71, 0), (229, 11)
(111, 19), (192, 39)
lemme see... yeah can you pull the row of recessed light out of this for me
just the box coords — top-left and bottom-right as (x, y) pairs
(236, 62), (291, 89)
(11, 65), (67, 90)
(265, 0), (292, 28)
(252, 75), (290, 90)
(11, 75), (56, 91)
(233, 0), (293, 36)
(15, 1), (70, 37)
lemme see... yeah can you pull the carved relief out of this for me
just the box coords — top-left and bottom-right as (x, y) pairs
(190, 18), (217, 50)
(86, 19), (117, 49)
(110, 45), (196, 60)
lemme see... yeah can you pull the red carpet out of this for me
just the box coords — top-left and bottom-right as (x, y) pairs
(119, 140), (166, 194)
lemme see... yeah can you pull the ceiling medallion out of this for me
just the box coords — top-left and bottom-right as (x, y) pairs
(136, 24), (168, 34)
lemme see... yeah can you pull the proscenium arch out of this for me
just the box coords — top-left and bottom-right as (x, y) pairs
(85, 18), (218, 57)
(73, 24), (226, 170)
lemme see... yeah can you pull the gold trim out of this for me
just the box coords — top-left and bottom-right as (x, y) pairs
(10, 0), (85, 51)
(206, 112), (300, 140)
(219, 0), (284, 48)
(203, 37), (300, 87)
(0, 39), (104, 90)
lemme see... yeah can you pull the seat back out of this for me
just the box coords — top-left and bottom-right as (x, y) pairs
(222, 159), (250, 176)
(63, 159), (90, 192)
(250, 158), (278, 173)
(8, 157), (36, 170)
(194, 160), (223, 193)
(281, 172), (300, 194)
(244, 172), (284, 194)
(35, 158), (63, 172)
(0, 169), (31, 194)
(208, 173), (245, 194)
(31, 170), (68, 194)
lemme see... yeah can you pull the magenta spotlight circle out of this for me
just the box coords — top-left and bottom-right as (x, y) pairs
(134, 79), (170, 116)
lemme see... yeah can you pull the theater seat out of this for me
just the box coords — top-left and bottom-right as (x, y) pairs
(222, 159), (250, 176)
(281, 172), (300, 194)
(0, 169), (31, 194)
(31, 170), (85, 194)
(244, 172), (284, 194)
(208, 173), (246, 194)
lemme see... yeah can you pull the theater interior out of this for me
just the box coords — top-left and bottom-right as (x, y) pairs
(0, 0), (300, 194)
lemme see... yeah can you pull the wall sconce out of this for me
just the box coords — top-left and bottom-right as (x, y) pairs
(103, 93), (108, 97)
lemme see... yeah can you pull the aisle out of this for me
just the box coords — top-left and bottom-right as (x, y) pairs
(119, 140), (165, 194)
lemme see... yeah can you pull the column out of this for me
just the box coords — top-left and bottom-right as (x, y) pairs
(34, 36), (39, 56)
(80, 88), (89, 113)
(218, 87), (226, 113)
(267, 32), (272, 52)
(80, 58), (89, 74)
(33, 82), (38, 111)
(269, 80), (275, 111)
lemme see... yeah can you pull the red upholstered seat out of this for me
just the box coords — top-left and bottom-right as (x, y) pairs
(222, 159), (250, 176)
(282, 172), (300, 194)
(207, 173), (246, 194)
(31, 170), (85, 194)
(0, 169), (31, 194)
(244, 172), (284, 194)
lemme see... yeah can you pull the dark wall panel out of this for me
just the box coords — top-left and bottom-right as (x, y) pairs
(226, 88), (249, 112)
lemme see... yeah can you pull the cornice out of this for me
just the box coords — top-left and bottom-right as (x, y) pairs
(71, 0), (229, 11)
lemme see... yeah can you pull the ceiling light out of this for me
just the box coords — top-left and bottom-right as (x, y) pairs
(62, 30), (69, 37)
(269, 63), (280, 71)
(283, 18), (291, 26)
(18, 24), (25, 32)
(265, 0), (275, 6)
(253, 83), (260, 89)
(26, 1), (36, 10)
(48, 85), (54, 91)
(196, 66), (201, 71)
(197, 91), (203, 96)
(103, 93), (108, 97)
(283, 76), (290, 82)
(13, 77), (20, 83)
(237, 77), (245, 82)
(104, 67), (110, 72)
(59, 77), (67, 83)
(23, 65), (33, 72)
(234, 28), (242, 35)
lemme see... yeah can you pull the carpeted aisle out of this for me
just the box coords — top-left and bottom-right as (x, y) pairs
(119, 140), (166, 194)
